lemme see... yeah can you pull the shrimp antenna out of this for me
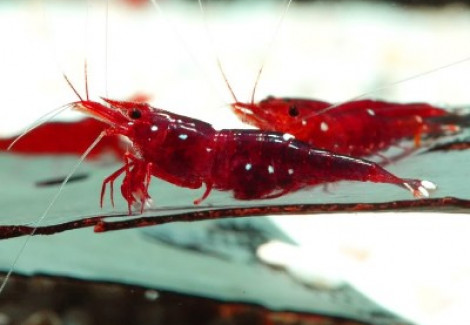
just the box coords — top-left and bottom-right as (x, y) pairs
(9, 67), (91, 151)
(9, 0), (93, 151)
(197, 0), (238, 103)
(64, 75), (82, 99)
(7, 103), (73, 151)
(0, 131), (106, 295)
(302, 54), (470, 120)
(198, 0), (293, 105)
(250, 0), (293, 105)
(149, 0), (226, 105)
(2, 62), (103, 293)
(104, 0), (109, 99)
(85, 60), (90, 100)
(64, 73), (84, 102)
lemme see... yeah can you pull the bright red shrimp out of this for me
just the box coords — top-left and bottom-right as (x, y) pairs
(231, 97), (460, 158)
(0, 118), (124, 160)
(70, 96), (436, 214)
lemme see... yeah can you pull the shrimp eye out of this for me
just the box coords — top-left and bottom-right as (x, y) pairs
(130, 109), (142, 119)
(288, 105), (299, 117)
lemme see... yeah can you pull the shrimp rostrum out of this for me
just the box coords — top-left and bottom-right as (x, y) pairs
(72, 97), (437, 214)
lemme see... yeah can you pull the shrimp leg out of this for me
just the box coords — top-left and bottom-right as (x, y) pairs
(101, 165), (129, 208)
(194, 182), (213, 205)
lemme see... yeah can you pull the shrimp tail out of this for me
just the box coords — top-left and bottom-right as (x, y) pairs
(401, 179), (437, 198)
(326, 156), (437, 198)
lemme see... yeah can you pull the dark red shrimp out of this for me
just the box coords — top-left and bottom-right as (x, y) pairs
(70, 96), (436, 214)
(231, 97), (459, 158)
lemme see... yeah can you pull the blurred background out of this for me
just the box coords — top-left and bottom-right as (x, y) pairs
(1, 0), (470, 324)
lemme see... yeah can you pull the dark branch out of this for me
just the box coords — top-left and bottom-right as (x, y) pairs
(0, 196), (468, 240)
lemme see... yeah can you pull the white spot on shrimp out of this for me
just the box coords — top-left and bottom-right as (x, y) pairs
(145, 198), (153, 208)
(268, 165), (275, 174)
(128, 122), (134, 126)
(418, 186), (430, 197)
(206, 148), (212, 152)
(415, 116), (423, 123)
(288, 168), (294, 175)
(282, 133), (295, 141)
(320, 122), (329, 132)
(239, 107), (253, 115)
(179, 134), (188, 140)
(151, 125), (158, 132)
(301, 120), (307, 126)
(288, 143), (300, 150)
(245, 163), (252, 171)
(421, 180), (437, 191)
(367, 109), (375, 116)
(403, 183), (412, 192)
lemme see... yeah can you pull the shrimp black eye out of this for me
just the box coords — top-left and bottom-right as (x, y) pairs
(130, 109), (142, 119)
(288, 105), (299, 117)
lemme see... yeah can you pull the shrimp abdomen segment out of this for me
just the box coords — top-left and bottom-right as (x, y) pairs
(210, 130), (432, 199)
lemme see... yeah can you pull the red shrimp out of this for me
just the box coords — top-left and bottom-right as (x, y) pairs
(195, 0), (460, 159)
(0, 118), (123, 160)
(70, 95), (436, 214)
(231, 97), (459, 157)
